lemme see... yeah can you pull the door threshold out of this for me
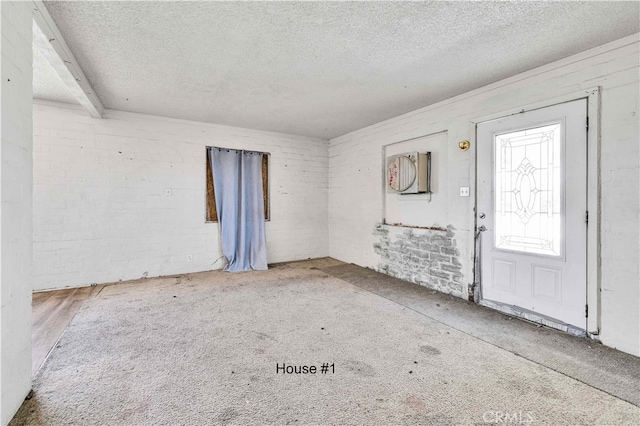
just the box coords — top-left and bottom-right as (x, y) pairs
(479, 299), (586, 337)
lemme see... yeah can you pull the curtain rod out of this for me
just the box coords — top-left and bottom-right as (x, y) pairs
(207, 146), (268, 155)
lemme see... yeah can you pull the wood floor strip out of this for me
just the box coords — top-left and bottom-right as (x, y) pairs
(31, 285), (102, 376)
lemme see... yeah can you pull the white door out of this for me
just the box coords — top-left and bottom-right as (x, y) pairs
(477, 99), (587, 329)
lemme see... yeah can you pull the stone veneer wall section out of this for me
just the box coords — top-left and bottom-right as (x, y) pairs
(374, 224), (464, 298)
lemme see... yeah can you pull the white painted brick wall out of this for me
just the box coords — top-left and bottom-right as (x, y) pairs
(329, 36), (640, 356)
(33, 104), (328, 291)
(0, 1), (33, 424)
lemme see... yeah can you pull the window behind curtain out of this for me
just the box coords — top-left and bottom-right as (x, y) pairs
(206, 147), (269, 222)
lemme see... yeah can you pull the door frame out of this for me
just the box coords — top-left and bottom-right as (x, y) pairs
(470, 87), (601, 336)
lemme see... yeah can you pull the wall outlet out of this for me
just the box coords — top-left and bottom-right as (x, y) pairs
(187, 255), (193, 262)
(459, 186), (470, 197)
(165, 188), (172, 196)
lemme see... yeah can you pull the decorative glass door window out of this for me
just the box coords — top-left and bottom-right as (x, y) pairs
(493, 123), (563, 257)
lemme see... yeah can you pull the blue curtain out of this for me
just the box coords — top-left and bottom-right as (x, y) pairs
(210, 148), (268, 272)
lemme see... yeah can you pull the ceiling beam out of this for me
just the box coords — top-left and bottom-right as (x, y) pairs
(32, 0), (103, 118)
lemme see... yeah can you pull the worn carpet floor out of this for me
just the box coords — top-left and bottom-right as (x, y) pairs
(11, 260), (640, 425)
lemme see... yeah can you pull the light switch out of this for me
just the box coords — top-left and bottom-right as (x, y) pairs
(460, 186), (470, 197)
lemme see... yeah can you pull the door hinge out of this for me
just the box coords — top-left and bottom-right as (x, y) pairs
(585, 304), (589, 318)
(585, 210), (589, 224)
(586, 117), (589, 131)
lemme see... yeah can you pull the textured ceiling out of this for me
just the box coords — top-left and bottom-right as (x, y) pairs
(32, 27), (79, 105)
(36, 1), (639, 139)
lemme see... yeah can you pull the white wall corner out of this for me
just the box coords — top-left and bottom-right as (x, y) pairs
(1, 1), (34, 424)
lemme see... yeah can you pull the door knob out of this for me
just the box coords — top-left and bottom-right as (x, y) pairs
(478, 225), (487, 232)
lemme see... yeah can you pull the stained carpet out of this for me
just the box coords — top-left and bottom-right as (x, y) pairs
(11, 260), (640, 425)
